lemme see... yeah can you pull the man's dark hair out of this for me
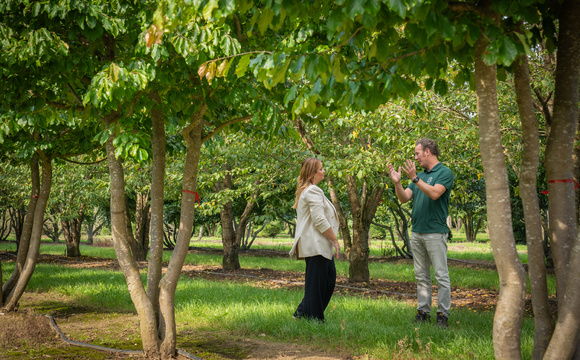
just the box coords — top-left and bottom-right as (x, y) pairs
(416, 138), (440, 157)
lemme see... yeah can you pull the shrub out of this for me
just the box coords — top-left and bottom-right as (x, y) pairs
(261, 221), (284, 238)
(369, 224), (387, 240)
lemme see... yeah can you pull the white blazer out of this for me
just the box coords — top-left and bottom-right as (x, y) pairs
(289, 185), (339, 260)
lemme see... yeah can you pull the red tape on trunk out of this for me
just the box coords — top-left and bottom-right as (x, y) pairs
(182, 189), (200, 204)
(541, 179), (579, 194)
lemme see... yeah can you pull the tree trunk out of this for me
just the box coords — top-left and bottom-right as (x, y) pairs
(3, 151), (53, 311)
(133, 190), (151, 261)
(197, 226), (204, 241)
(86, 221), (95, 245)
(234, 184), (259, 253)
(157, 107), (205, 358)
(345, 176), (384, 282)
(542, 1), (580, 358)
(215, 168), (260, 266)
(61, 209), (83, 258)
(2, 157), (40, 300)
(513, 54), (554, 359)
(326, 176), (352, 257)
(219, 167), (240, 270)
(147, 89), (166, 318)
(475, 28), (526, 359)
(8, 206), (26, 244)
(543, 0), (580, 307)
(106, 129), (161, 359)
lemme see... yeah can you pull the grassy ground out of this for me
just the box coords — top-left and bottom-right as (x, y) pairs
(0, 231), (546, 359)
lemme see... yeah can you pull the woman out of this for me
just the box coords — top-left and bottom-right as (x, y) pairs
(289, 158), (340, 322)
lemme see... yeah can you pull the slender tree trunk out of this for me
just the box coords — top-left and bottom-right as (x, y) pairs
(326, 176), (352, 257)
(514, 54), (554, 359)
(86, 221), (95, 245)
(133, 190), (151, 261)
(3, 151), (53, 311)
(147, 89), (166, 320)
(61, 209), (83, 258)
(234, 185), (259, 252)
(345, 176), (384, 282)
(9, 206), (26, 244)
(543, 1), (580, 358)
(219, 167), (240, 270)
(544, 0), (580, 307)
(2, 156), (39, 300)
(158, 106), (206, 358)
(475, 26), (526, 359)
(106, 129), (161, 359)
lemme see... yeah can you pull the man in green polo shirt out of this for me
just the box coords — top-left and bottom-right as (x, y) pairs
(388, 138), (454, 328)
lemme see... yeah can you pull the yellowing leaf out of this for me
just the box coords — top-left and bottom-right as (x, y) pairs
(198, 62), (208, 79)
(217, 59), (228, 77)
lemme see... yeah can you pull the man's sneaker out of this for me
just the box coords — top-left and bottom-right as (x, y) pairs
(436, 313), (448, 328)
(413, 310), (430, 323)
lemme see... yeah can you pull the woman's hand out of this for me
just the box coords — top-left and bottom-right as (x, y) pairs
(332, 239), (340, 258)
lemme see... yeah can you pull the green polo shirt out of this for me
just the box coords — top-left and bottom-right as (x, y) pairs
(408, 162), (454, 234)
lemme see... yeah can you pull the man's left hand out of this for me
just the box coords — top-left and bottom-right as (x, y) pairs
(402, 159), (417, 180)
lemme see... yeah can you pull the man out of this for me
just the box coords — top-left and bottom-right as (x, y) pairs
(388, 138), (454, 328)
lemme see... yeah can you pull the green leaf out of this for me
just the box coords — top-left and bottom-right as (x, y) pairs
(284, 85), (297, 105)
(203, 0), (219, 19)
(271, 61), (291, 87)
(438, 15), (455, 40)
(357, 170), (363, 179)
(235, 54), (251, 77)
(346, 0), (365, 19)
(32, 2), (41, 16)
(434, 79), (447, 96)
(387, 0), (407, 18)
(326, 11), (345, 34)
(498, 36), (518, 65)
(515, 32), (533, 57)
(290, 55), (305, 74)
(258, 8), (274, 35)
(305, 55), (318, 81)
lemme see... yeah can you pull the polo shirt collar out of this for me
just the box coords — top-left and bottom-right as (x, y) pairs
(425, 162), (442, 173)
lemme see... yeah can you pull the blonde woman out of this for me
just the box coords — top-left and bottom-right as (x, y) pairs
(289, 158), (340, 322)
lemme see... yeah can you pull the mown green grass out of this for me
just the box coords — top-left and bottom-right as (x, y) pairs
(0, 236), (554, 294)
(1, 261), (536, 360)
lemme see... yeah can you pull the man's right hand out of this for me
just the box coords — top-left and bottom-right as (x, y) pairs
(388, 163), (402, 183)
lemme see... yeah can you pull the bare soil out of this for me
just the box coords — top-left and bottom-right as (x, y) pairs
(0, 247), (541, 359)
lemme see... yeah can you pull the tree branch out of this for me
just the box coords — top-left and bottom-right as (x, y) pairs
(201, 114), (253, 143)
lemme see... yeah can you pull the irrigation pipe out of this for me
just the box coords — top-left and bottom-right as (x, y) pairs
(44, 314), (202, 360)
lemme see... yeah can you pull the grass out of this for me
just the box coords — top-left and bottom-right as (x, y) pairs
(1, 231), (547, 359)
(0, 257), (536, 360)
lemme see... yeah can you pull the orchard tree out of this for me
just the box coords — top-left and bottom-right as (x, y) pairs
(151, 0), (580, 357)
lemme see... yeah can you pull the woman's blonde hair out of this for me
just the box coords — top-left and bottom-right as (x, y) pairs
(292, 158), (322, 209)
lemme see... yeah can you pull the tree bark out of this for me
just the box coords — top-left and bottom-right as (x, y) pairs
(219, 167), (240, 270)
(157, 107), (205, 358)
(235, 184), (260, 252)
(105, 129), (161, 359)
(2, 156), (39, 300)
(543, 0), (580, 306)
(474, 27), (526, 359)
(133, 189), (151, 261)
(542, 1), (580, 358)
(326, 175), (352, 257)
(345, 176), (384, 282)
(147, 89), (166, 320)
(514, 54), (554, 359)
(3, 151), (53, 311)
(61, 209), (83, 258)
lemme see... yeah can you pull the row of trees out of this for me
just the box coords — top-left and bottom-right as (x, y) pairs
(1, 0), (578, 359)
